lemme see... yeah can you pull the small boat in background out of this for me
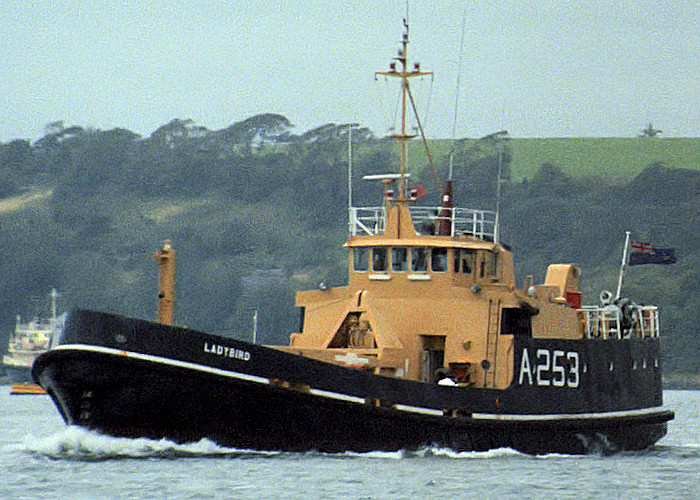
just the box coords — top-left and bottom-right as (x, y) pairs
(3, 289), (62, 395)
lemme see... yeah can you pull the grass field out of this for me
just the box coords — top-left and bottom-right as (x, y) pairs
(405, 137), (700, 182)
(509, 137), (700, 181)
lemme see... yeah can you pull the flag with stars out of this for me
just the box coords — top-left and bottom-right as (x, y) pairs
(629, 241), (677, 265)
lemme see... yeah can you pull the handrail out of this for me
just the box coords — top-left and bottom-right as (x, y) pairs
(350, 205), (497, 240)
(579, 305), (659, 339)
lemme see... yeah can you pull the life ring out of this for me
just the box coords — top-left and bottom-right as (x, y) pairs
(599, 290), (613, 306)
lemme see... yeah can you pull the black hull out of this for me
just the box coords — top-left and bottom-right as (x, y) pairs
(33, 310), (673, 455)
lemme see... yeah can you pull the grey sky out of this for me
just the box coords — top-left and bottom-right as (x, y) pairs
(1, 0), (698, 142)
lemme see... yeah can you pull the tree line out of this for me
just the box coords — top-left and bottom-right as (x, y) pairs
(1, 114), (698, 377)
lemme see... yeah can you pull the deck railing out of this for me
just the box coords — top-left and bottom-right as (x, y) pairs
(349, 205), (497, 240)
(579, 305), (659, 339)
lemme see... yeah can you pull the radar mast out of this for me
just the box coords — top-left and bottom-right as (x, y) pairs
(375, 19), (435, 203)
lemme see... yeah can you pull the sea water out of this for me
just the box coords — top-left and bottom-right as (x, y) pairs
(1, 389), (698, 499)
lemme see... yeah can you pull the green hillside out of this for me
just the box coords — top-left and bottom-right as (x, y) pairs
(1, 117), (699, 383)
(509, 137), (700, 181)
(410, 137), (700, 182)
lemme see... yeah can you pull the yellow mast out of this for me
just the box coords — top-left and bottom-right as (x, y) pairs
(155, 239), (175, 325)
(375, 19), (434, 202)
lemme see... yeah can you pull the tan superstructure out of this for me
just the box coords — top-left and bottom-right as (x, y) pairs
(275, 20), (659, 391)
(273, 20), (588, 389)
(282, 199), (584, 389)
(281, 178), (659, 389)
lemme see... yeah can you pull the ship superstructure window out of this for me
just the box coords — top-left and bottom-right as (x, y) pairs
(372, 248), (388, 272)
(431, 248), (447, 272)
(455, 249), (475, 274)
(479, 251), (497, 278)
(353, 248), (369, 272)
(392, 247), (408, 272)
(411, 247), (427, 272)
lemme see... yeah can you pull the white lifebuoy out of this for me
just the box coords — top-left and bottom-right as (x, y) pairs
(599, 290), (613, 306)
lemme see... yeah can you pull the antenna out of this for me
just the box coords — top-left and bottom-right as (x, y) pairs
(451, 9), (468, 141)
(495, 138), (503, 245)
(448, 8), (468, 182)
(252, 309), (259, 344)
(347, 123), (358, 233)
(484, 130), (508, 245)
(615, 231), (632, 299)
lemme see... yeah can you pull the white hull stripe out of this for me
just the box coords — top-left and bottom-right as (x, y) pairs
(471, 405), (670, 422)
(53, 344), (270, 385)
(308, 388), (365, 404)
(394, 404), (444, 417)
(51, 344), (669, 422)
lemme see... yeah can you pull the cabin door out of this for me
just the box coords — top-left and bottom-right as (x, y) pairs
(420, 335), (445, 383)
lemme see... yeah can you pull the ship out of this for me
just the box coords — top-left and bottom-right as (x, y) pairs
(3, 289), (61, 394)
(33, 21), (673, 454)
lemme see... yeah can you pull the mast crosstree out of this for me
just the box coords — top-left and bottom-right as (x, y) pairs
(375, 19), (437, 202)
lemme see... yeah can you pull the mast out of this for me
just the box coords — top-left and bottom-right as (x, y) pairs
(253, 309), (259, 344)
(615, 231), (631, 300)
(375, 18), (433, 203)
(49, 288), (59, 321)
(347, 123), (357, 233)
(494, 133), (507, 245)
(155, 239), (176, 325)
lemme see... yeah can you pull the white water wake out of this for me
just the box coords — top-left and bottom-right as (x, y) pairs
(6, 426), (277, 461)
(342, 447), (525, 460)
(5, 426), (585, 461)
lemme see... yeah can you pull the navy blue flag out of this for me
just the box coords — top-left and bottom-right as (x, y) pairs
(629, 241), (677, 265)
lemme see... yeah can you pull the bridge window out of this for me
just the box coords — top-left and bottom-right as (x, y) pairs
(353, 248), (369, 272)
(392, 247), (408, 272)
(479, 251), (497, 278)
(455, 249), (475, 274)
(372, 247), (388, 272)
(431, 248), (447, 272)
(411, 247), (427, 272)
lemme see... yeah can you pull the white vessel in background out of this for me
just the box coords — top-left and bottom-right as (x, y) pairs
(3, 289), (62, 394)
